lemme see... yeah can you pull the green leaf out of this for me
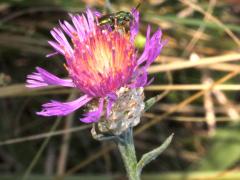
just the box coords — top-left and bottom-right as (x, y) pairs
(137, 133), (174, 174)
(144, 95), (160, 111)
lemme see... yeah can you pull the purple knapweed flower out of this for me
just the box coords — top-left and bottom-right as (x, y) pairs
(26, 8), (165, 128)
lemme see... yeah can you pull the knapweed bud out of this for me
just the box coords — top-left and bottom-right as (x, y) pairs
(91, 87), (144, 138)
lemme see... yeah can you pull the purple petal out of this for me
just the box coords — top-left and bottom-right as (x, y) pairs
(128, 66), (155, 88)
(130, 8), (139, 42)
(137, 26), (165, 67)
(80, 98), (104, 123)
(50, 28), (73, 56)
(37, 95), (92, 116)
(26, 67), (74, 88)
(59, 20), (76, 38)
(46, 52), (58, 58)
(146, 77), (155, 86)
(48, 41), (65, 55)
(133, 69), (148, 88)
(71, 15), (86, 41)
(86, 8), (95, 32)
(94, 10), (102, 17)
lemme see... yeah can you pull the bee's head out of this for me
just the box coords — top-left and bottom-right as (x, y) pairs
(125, 12), (133, 21)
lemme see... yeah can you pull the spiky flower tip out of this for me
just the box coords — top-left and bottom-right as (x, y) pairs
(26, 8), (165, 135)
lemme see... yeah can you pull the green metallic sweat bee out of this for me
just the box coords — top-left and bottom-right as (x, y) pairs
(98, 3), (140, 29)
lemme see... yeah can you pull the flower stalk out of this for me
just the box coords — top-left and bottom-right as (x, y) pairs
(117, 128), (140, 180)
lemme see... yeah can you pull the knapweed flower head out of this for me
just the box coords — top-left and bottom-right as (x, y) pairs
(26, 8), (165, 135)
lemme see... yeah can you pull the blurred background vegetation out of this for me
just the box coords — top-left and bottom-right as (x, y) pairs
(0, 0), (240, 179)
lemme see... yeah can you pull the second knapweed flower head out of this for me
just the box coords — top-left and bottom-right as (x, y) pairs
(26, 8), (165, 135)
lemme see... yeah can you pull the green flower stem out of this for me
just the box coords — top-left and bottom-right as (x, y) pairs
(117, 128), (140, 180)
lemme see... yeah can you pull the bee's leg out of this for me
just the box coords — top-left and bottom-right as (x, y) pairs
(114, 18), (118, 29)
(95, 17), (100, 26)
(122, 25), (126, 34)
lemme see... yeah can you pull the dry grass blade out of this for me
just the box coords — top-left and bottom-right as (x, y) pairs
(213, 89), (240, 121)
(156, 56), (240, 72)
(145, 84), (240, 91)
(57, 93), (77, 176)
(167, 116), (238, 122)
(0, 125), (90, 146)
(143, 112), (239, 122)
(0, 84), (72, 98)
(148, 53), (240, 73)
(203, 75), (216, 134)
